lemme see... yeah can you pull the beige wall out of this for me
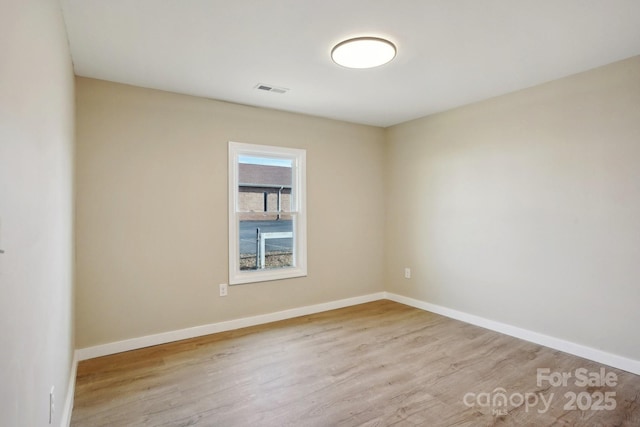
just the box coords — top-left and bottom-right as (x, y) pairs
(386, 56), (640, 361)
(75, 56), (639, 365)
(0, 0), (75, 425)
(75, 78), (386, 348)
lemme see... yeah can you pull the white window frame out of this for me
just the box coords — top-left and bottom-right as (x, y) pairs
(228, 141), (307, 285)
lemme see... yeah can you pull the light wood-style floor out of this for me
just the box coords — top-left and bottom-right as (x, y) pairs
(71, 300), (640, 426)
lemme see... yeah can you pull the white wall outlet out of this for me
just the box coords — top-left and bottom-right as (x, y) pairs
(219, 283), (228, 297)
(404, 267), (411, 279)
(49, 386), (55, 424)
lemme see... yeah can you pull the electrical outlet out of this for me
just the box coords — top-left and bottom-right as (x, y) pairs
(404, 267), (411, 279)
(49, 386), (55, 424)
(219, 283), (228, 297)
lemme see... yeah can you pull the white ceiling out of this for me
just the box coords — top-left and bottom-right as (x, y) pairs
(61, 0), (640, 127)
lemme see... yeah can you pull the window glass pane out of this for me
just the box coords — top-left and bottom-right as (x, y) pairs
(237, 154), (294, 271)
(238, 156), (293, 213)
(239, 213), (294, 271)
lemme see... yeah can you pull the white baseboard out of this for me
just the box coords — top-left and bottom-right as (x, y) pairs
(384, 292), (640, 376)
(74, 290), (639, 376)
(76, 292), (386, 361)
(60, 351), (78, 427)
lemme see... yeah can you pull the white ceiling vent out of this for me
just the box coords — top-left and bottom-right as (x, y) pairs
(255, 83), (289, 94)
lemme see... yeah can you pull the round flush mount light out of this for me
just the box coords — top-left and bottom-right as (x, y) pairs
(331, 37), (396, 69)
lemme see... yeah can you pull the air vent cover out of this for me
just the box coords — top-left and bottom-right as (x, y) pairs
(255, 83), (289, 94)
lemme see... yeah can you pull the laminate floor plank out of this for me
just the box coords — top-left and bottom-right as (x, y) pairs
(71, 300), (640, 426)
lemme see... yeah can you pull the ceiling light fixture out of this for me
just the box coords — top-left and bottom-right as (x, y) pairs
(331, 37), (396, 69)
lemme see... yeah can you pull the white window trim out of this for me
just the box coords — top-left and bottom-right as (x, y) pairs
(228, 141), (307, 285)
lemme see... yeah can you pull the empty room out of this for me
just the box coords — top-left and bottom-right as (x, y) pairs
(1, 0), (640, 426)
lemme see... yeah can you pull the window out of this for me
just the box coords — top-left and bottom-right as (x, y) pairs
(228, 142), (307, 284)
